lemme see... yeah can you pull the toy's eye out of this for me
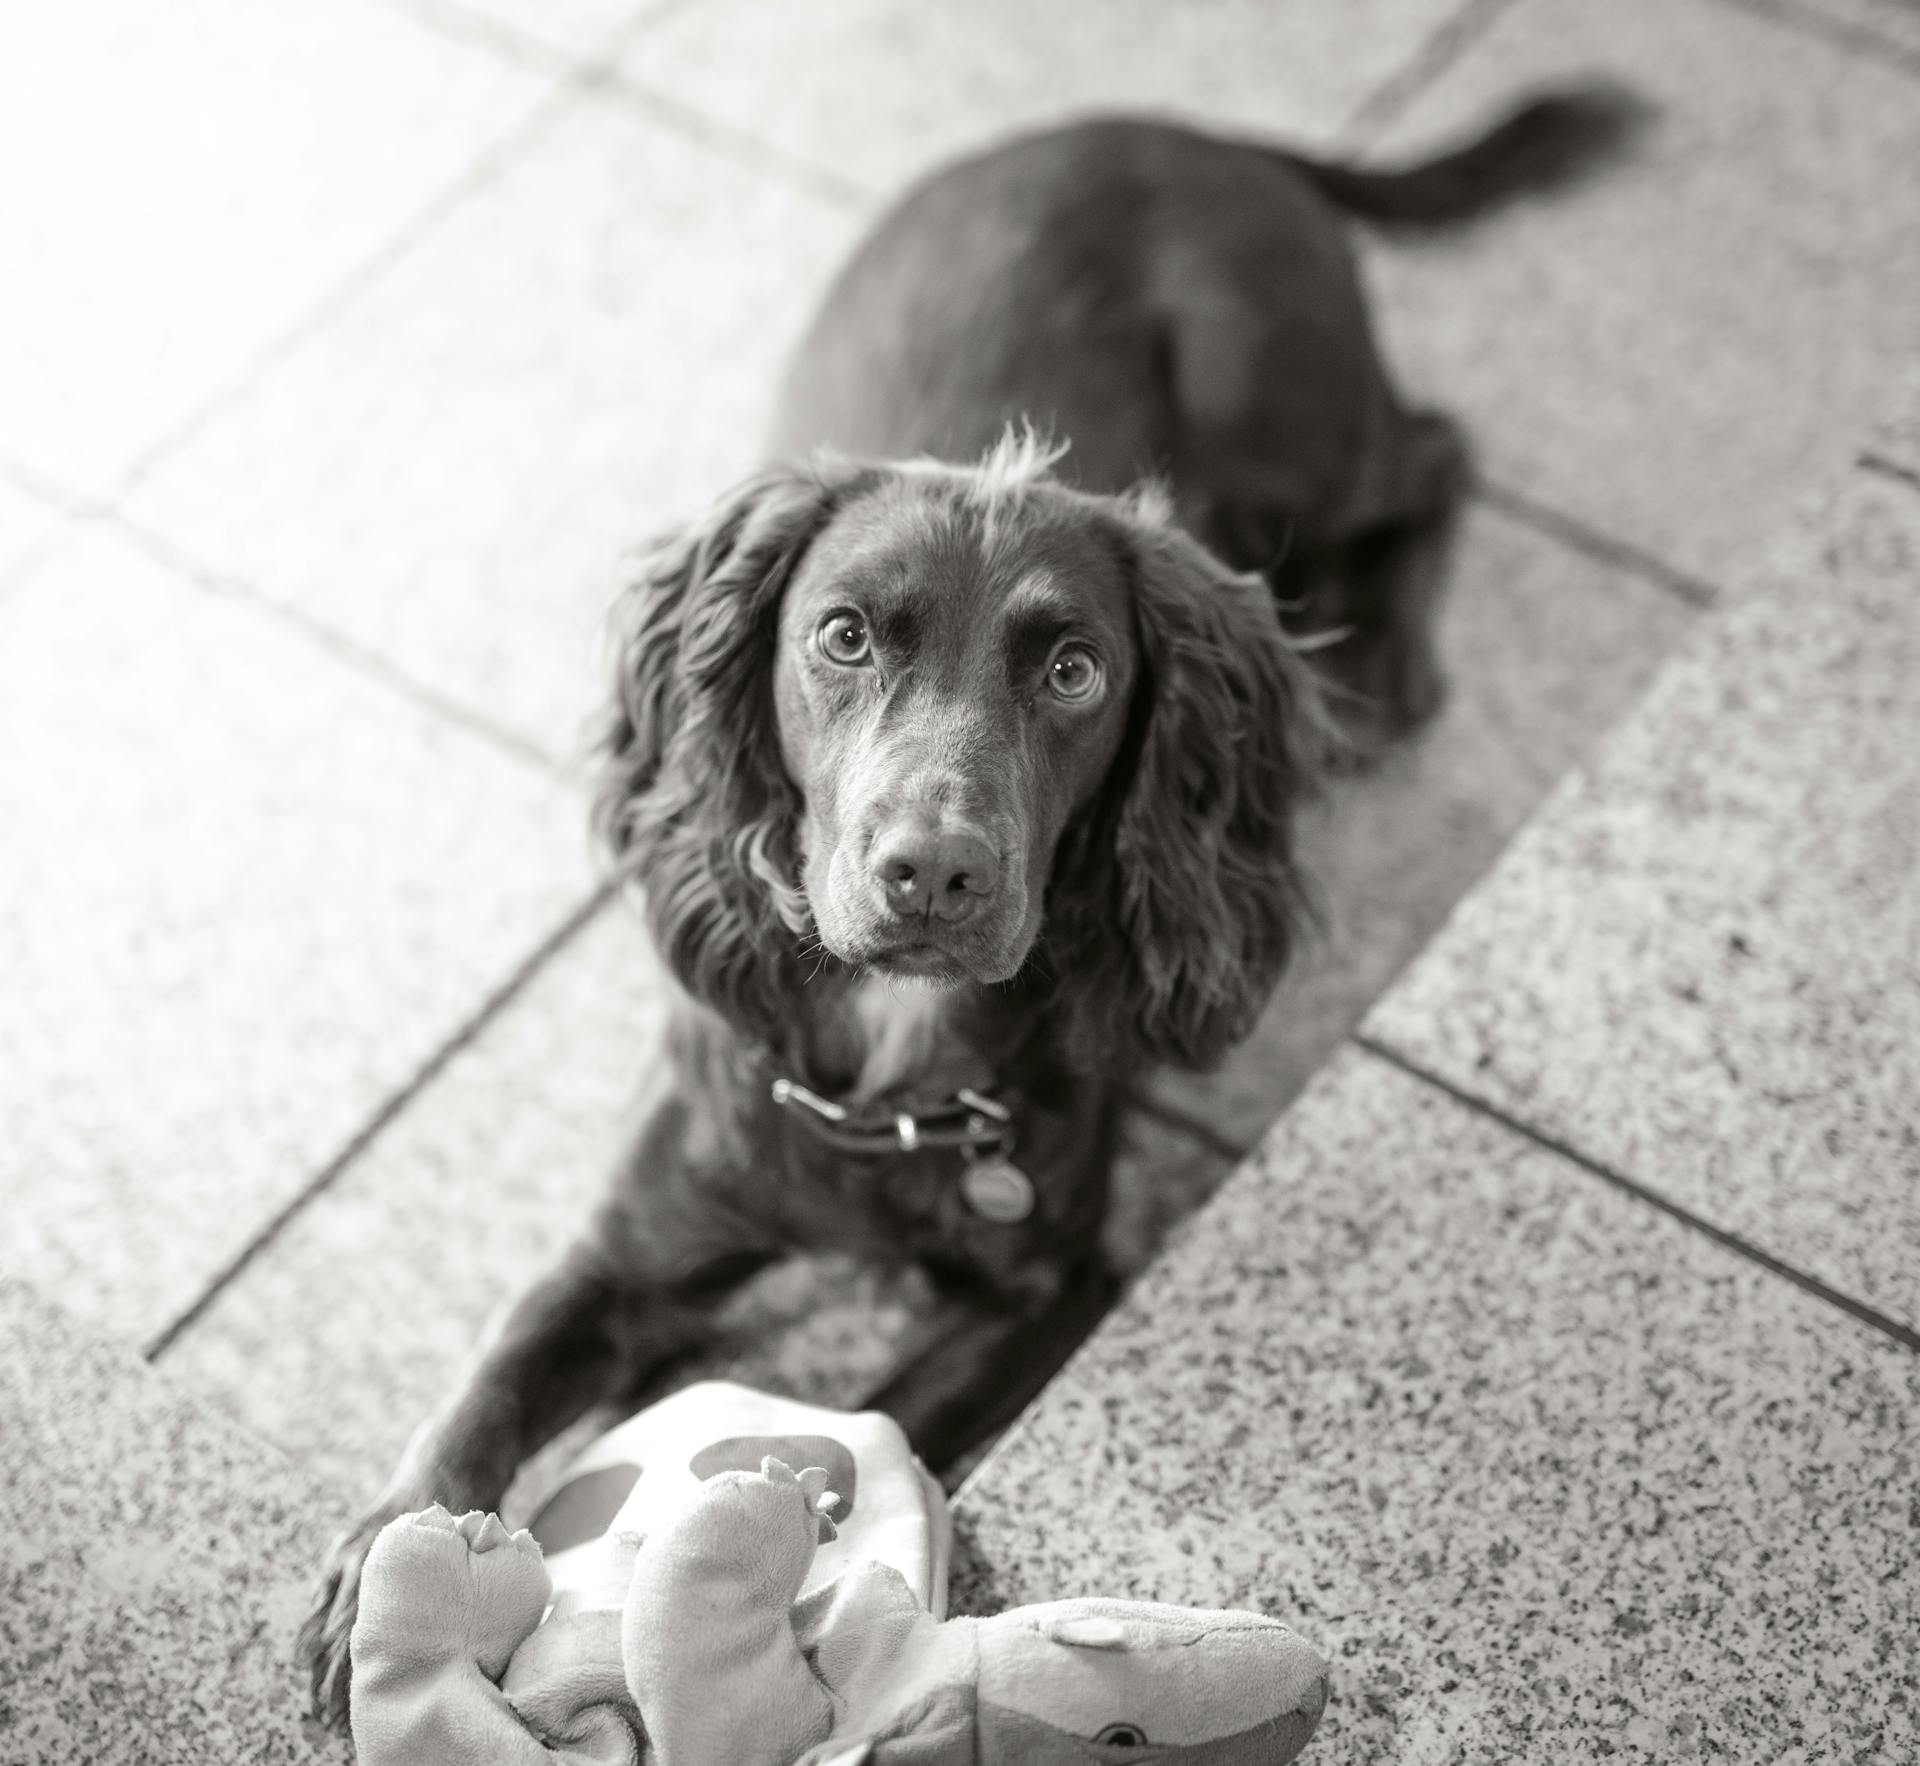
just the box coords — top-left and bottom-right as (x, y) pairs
(1046, 642), (1103, 703)
(1096, 1723), (1148, 1747)
(817, 610), (871, 666)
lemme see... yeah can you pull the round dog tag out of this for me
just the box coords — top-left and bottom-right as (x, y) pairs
(961, 1156), (1036, 1224)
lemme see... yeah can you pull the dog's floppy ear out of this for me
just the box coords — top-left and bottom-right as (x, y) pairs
(1050, 514), (1328, 1072)
(595, 467), (848, 1044)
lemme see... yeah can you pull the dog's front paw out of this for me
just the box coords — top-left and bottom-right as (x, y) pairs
(299, 1496), (426, 1732)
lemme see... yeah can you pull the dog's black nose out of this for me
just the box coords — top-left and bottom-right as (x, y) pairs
(872, 819), (1000, 923)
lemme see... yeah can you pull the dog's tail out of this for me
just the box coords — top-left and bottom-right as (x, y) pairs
(1284, 85), (1651, 227)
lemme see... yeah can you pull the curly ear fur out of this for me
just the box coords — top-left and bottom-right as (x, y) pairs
(1048, 517), (1329, 1072)
(595, 468), (850, 1047)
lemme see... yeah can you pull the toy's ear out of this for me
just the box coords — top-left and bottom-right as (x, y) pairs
(1040, 1615), (1133, 1651)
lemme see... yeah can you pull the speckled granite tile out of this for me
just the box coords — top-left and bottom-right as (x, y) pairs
(954, 1049), (1920, 1764)
(128, 88), (856, 761)
(618, 0), (1473, 195)
(1358, 0), (1920, 587)
(0, 529), (593, 1348)
(0, 0), (550, 495)
(1148, 504), (1697, 1149)
(1368, 463), (1920, 1333)
(0, 1278), (348, 1765)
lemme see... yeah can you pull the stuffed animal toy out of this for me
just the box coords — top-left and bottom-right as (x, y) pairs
(349, 1383), (1329, 1765)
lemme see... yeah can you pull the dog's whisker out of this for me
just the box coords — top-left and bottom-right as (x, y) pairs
(1288, 623), (1354, 655)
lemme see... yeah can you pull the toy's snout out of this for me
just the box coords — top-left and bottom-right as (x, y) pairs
(978, 1600), (1329, 1763)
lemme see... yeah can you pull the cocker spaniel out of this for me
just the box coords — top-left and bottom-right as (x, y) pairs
(304, 87), (1640, 1725)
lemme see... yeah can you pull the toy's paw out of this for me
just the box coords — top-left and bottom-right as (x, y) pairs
(761, 1456), (843, 1543)
(301, 1498), (550, 1731)
(358, 1507), (548, 1661)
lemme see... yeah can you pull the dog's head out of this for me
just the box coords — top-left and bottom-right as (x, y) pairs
(596, 436), (1326, 1073)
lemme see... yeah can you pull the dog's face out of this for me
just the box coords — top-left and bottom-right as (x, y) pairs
(771, 473), (1139, 984)
(598, 442), (1325, 1071)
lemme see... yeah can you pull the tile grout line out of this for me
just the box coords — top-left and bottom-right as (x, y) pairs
(0, 453), (95, 513)
(1700, 0), (1920, 82)
(602, 69), (875, 210)
(1124, 1091), (1250, 1165)
(102, 506), (570, 779)
(1352, 1031), (1920, 1355)
(110, 71), (592, 499)
(373, 0), (859, 207)
(1337, 0), (1529, 148)
(1858, 450), (1920, 496)
(0, 454), (574, 777)
(1475, 478), (1722, 609)
(373, 0), (713, 83)
(367, 0), (590, 79)
(143, 882), (620, 1364)
(106, 0), (738, 503)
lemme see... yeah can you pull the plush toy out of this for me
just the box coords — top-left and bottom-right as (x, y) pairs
(349, 1383), (1329, 1765)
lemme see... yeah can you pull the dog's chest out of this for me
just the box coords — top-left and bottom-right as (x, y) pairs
(778, 980), (1112, 1287)
(844, 979), (974, 1105)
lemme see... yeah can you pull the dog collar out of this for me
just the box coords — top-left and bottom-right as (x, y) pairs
(769, 1078), (1036, 1223)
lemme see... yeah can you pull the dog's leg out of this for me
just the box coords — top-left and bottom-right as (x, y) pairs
(864, 1258), (1120, 1480)
(1306, 409), (1471, 752)
(1334, 505), (1462, 743)
(300, 1099), (775, 1730)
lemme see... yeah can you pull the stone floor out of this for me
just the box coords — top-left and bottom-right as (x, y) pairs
(2, 0), (1916, 1759)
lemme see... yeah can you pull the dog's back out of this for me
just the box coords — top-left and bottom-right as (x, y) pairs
(771, 88), (1646, 523)
(772, 116), (1378, 508)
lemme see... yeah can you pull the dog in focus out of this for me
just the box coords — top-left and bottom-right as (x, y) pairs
(302, 86), (1643, 1725)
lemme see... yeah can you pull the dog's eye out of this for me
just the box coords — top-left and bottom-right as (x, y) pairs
(1046, 643), (1103, 703)
(817, 610), (872, 667)
(1095, 1722), (1148, 1747)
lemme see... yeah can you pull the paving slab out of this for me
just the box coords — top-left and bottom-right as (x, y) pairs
(0, 528), (594, 1348)
(1148, 503), (1697, 1148)
(955, 1048), (1920, 1764)
(618, 0), (1475, 196)
(1358, 0), (1920, 589)
(165, 881), (1226, 1495)
(129, 88), (858, 761)
(0, 1277), (348, 1766)
(1367, 460), (1920, 1334)
(0, 0), (552, 496)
